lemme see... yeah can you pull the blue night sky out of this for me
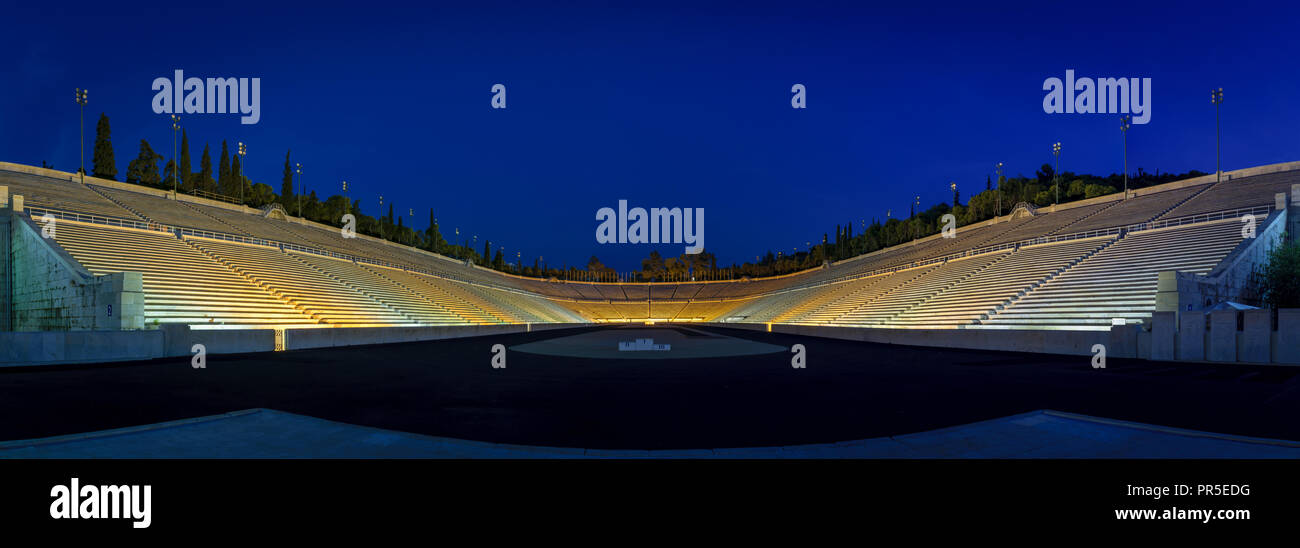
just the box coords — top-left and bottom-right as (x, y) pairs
(1, 1), (1296, 270)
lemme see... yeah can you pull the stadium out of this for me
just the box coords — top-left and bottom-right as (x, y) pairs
(2, 159), (1299, 458)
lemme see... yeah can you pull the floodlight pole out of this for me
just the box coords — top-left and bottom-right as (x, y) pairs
(1120, 116), (1131, 199)
(1211, 88), (1224, 184)
(296, 163), (303, 217)
(994, 162), (1004, 217)
(237, 142), (247, 206)
(75, 88), (88, 183)
(1052, 142), (1062, 204)
(171, 115), (181, 194)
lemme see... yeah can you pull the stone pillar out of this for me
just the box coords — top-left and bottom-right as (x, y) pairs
(1288, 185), (1299, 245)
(1154, 271), (1179, 313)
(1, 207), (11, 331)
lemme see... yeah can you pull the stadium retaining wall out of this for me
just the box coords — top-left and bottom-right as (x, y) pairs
(711, 311), (1300, 365)
(2, 204), (145, 331)
(1157, 191), (1292, 313)
(1, 323), (589, 367)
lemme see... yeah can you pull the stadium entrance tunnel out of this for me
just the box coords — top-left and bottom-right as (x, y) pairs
(510, 326), (787, 359)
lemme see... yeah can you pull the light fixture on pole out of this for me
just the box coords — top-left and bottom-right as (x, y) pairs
(950, 182), (958, 207)
(1120, 115), (1131, 199)
(75, 88), (88, 183)
(1051, 142), (1062, 204)
(913, 195), (921, 241)
(1211, 88), (1224, 183)
(170, 115), (181, 193)
(236, 142), (247, 206)
(295, 162), (303, 216)
(994, 162), (1004, 217)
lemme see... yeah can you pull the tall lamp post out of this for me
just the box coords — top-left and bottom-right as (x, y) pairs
(170, 115), (181, 193)
(950, 182), (958, 207)
(295, 162), (304, 217)
(1051, 142), (1062, 204)
(1120, 115), (1131, 199)
(236, 142), (247, 206)
(1211, 88), (1224, 183)
(913, 195), (921, 241)
(74, 88), (88, 183)
(994, 162), (1004, 216)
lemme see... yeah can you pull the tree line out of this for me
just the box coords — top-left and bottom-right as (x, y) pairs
(76, 111), (1210, 283)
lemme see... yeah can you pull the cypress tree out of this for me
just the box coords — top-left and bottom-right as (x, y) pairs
(231, 154), (244, 203)
(199, 144), (214, 192)
(218, 141), (231, 194)
(91, 113), (117, 180)
(281, 151), (294, 208)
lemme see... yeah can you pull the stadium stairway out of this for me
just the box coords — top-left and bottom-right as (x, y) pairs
(771, 279), (880, 324)
(889, 236), (1117, 328)
(188, 238), (419, 327)
(834, 252), (1010, 326)
(979, 218), (1250, 330)
(357, 265), (508, 324)
(287, 252), (467, 325)
(1044, 200), (1121, 235)
(788, 270), (923, 324)
(50, 222), (320, 328)
(0, 173), (141, 220)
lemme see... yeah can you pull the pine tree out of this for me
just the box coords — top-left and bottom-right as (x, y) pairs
(218, 141), (231, 194)
(125, 139), (161, 186)
(281, 151), (294, 209)
(91, 113), (117, 180)
(199, 144), (214, 192)
(163, 159), (177, 187)
(179, 129), (192, 186)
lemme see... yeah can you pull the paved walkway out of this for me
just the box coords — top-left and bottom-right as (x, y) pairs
(3, 408), (1297, 458)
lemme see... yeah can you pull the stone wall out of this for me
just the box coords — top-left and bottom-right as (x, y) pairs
(3, 204), (144, 331)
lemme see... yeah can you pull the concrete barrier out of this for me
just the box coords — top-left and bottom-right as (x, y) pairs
(0, 330), (163, 366)
(0, 322), (590, 367)
(1278, 310), (1300, 364)
(1239, 309), (1271, 363)
(710, 323), (1108, 357)
(1149, 312), (1176, 361)
(283, 323), (588, 351)
(160, 325), (277, 357)
(1177, 313), (1206, 361)
(1108, 325), (1140, 359)
(1206, 310), (1238, 362)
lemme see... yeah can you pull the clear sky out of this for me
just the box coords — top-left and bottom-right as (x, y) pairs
(2, 0), (1296, 270)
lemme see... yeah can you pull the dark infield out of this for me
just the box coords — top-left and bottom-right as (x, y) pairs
(0, 325), (1297, 450)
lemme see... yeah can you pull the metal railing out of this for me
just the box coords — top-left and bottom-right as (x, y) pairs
(25, 206), (174, 234)
(735, 205), (1274, 301)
